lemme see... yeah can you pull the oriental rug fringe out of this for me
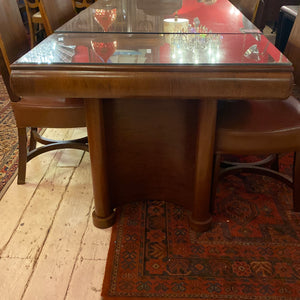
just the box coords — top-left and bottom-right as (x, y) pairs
(102, 154), (300, 299)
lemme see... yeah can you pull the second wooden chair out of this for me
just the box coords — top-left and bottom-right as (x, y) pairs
(24, 0), (45, 48)
(212, 13), (300, 214)
(39, 0), (76, 35)
(0, 0), (88, 184)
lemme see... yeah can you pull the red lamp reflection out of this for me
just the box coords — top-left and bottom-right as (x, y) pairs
(91, 40), (117, 63)
(94, 8), (117, 32)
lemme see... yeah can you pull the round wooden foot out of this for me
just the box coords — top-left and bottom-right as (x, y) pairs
(92, 210), (116, 229)
(189, 215), (212, 232)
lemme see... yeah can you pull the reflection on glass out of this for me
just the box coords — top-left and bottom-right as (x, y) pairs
(91, 40), (117, 62)
(198, 0), (217, 4)
(244, 44), (260, 61)
(94, 8), (117, 32)
(163, 17), (188, 44)
(166, 33), (222, 64)
(137, 0), (182, 16)
(162, 15), (222, 64)
(163, 17), (189, 33)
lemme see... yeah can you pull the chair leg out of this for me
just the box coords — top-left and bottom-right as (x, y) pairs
(29, 127), (37, 151)
(270, 153), (279, 171)
(210, 153), (221, 213)
(17, 128), (28, 184)
(293, 151), (300, 212)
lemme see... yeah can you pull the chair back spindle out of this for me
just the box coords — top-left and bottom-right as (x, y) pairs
(24, 0), (45, 48)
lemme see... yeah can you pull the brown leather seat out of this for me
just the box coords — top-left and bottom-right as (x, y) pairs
(213, 13), (300, 213)
(11, 97), (86, 128)
(0, 0), (87, 184)
(216, 97), (300, 154)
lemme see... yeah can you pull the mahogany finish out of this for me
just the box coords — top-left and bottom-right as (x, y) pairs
(0, 0), (87, 184)
(10, 0), (294, 231)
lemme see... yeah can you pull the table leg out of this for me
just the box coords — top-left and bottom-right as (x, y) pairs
(190, 99), (217, 232)
(85, 99), (116, 228)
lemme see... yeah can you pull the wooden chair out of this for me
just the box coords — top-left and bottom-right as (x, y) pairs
(0, 0), (88, 184)
(212, 13), (300, 213)
(39, 0), (76, 35)
(24, 0), (45, 48)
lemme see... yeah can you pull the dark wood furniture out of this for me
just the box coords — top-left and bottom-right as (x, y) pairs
(275, 5), (299, 52)
(255, 0), (300, 30)
(0, 0), (88, 184)
(10, 0), (293, 231)
(213, 11), (300, 215)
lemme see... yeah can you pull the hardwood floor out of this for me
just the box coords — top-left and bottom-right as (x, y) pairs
(0, 128), (111, 300)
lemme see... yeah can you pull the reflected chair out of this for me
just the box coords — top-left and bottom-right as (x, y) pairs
(24, 0), (45, 48)
(0, 0), (88, 184)
(39, 0), (76, 35)
(72, 0), (96, 13)
(212, 13), (300, 213)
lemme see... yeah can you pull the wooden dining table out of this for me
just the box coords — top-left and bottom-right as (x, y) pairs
(10, 0), (293, 232)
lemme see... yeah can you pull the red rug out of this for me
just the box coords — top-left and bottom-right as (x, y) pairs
(0, 76), (18, 198)
(102, 155), (300, 299)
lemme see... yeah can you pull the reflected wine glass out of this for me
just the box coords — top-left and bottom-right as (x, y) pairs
(94, 8), (117, 32)
(91, 40), (117, 63)
(244, 44), (260, 61)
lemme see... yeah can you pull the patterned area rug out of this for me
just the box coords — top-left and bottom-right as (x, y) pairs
(0, 77), (18, 198)
(102, 155), (300, 299)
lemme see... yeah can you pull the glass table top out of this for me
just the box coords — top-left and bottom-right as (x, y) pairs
(57, 0), (259, 34)
(15, 33), (289, 65)
(13, 0), (291, 67)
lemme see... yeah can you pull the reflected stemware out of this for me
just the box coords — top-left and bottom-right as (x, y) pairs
(91, 40), (117, 63)
(94, 8), (117, 32)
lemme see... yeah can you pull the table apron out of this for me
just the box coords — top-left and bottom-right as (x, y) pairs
(10, 69), (293, 100)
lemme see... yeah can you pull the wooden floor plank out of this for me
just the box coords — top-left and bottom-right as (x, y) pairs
(66, 211), (111, 299)
(0, 258), (34, 300)
(79, 214), (111, 260)
(57, 128), (87, 168)
(22, 153), (94, 300)
(0, 129), (68, 252)
(0, 129), (110, 300)
(66, 259), (107, 300)
(2, 153), (75, 259)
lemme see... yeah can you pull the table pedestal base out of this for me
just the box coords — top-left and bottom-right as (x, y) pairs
(92, 210), (116, 229)
(190, 215), (213, 232)
(86, 98), (217, 233)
